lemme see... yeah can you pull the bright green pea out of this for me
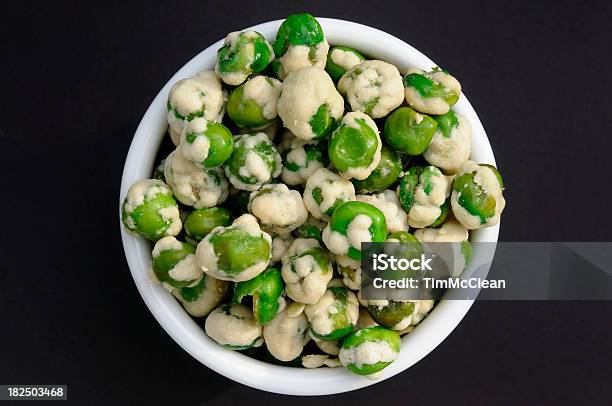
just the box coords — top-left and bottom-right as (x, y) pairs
(340, 326), (401, 375)
(226, 84), (272, 129)
(452, 172), (496, 224)
(325, 46), (366, 82)
(210, 228), (271, 276)
(384, 107), (437, 155)
(367, 301), (415, 329)
(309, 104), (335, 138)
(177, 275), (206, 302)
(184, 122), (234, 167)
(273, 13), (324, 57)
(153, 241), (197, 288)
(233, 267), (284, 325)
(329, 118), (378, 175)
(403, 72), (460, 106)
(352, 146), (402, 193)
(329, 201), (387, 260)
(217, 31), (272, 78)
(310, 286), (356, 341)
(184, 207), (232, 241)
(433, 109), (459, 138)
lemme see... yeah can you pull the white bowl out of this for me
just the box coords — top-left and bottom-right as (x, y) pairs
(119, 18), (499, 396)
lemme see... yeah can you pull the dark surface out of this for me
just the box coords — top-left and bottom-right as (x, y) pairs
(1, 0), (611, 404)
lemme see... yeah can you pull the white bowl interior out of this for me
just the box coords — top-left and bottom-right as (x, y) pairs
(119, 18), (500, 395)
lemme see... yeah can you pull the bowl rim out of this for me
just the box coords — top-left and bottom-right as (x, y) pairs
(119, 17), (500, 396)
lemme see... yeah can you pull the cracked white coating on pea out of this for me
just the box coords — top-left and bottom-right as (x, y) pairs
(167, 70), (226, 145)
(423, 112), (472, 174)
(305, 286), (359, 337)
(242, 76), (283, 120)
(414, 219), (469, 242)
(122, 179), (182, 237)
(278, 40), (329, 79)
(357, 190), (408, 233)
(451, 161), (506, 229)
(271, 234), (294, 263)
(303, 168), (355, 221)
(215, 31), (273, 86)
(164, 149), (229, 208)
(263, 305), (310, 362)
(404, 68), (461, 115)
(196, 214), (272, 282)
(280, 238), (333, 304)
(403, 167), (452, 229)
(171, 275), (230, 317)
(334, 112), (382, 180)
(225, 132), (282, 191)
(338, 60), (404, 118)
(322, 214), (373, 256)
(277, 67), (344, 141)
(339, 340), (398, 370)
(279, 131), (327, 186)
(178, 117), (210, 165)
(248, 183), (308, 234)
(205, 304), (263, 349)
(330, 48), (363, 71)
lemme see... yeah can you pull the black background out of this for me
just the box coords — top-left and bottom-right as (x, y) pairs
(1, 1), (611, 404)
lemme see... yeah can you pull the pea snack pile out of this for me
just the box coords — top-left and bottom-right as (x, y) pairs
(122, 13), (506, 380)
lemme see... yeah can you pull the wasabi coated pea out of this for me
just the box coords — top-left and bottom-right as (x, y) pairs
(196, 214), (272, 282)
(305, 282), (359, 340)
(172, 274), (230, 317)
(279, 131), (329, 186)
(338, 60), (404, 118)
(451, 161), (505, 229)
(263, 303), (310, 362)
(215, 31), (274, 86)
(152, 236), (202, 289)
(248, 183), (308, 235)
(335, 254), (362, 291)
(164, 149), (229, 208)
(226, 76), (282, 129)
(329, 112), (382, 180)
(322, 201), (387, 260)
(356, 190), (408, 233)
(205, 304), (264, 350)
(415, 219), (472, 277)
(224, 132), (282, 191)
(167, 70), (226, 145)
(397, 166), (452, 229)
(352, 146), (402, 193)
(233, 267), (285, 325)
(122, 179), (182, 241)
(364, 300), (415, 331)
(293, 215), (326, 241)
(403, 67), (461, 115)
(423, 110), (472, 174)
(339, 326), (401, 377)
(277, 67), (344, 141)
(281, 238), (333, 304)
(178, 118), (234, 168)
(303, 168), (356, 221)
(273, 13), (329, 79)
(325, 46), (366, 82)
(383, 107), (438, 155)
(184, 207), (232, 241)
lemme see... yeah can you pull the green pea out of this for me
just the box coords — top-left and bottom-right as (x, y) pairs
(325, 46), (366, 82)
(226, 84), (272, 129)
(433, 109), (459, 138)
(383, 107), (437, 155)
(210, 228), (271, 276)
(329, 201), (387, 260)
(367, 301), (415, 329)
(233, 267), (284, 325)
(452, 172), (496, 224)
(184, 122), (234, 167)
(352, 146), (402, 193)
(340, 326), (401, 376)
(309, 104), (335, 138)
(184, 207), (232, 241)
(224, 133), (281, 190)
(397, 165), (441, 216)
(387, 231), (423, 265)
(153, 240), (197, 288)
(177, 275), (206, 302)
(310, 286), (356, 341)
(273, 13), (324, 57)
(328, 117), (379, 175)
(403, 72), (459, 106)
(217, 31), (272, 79)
